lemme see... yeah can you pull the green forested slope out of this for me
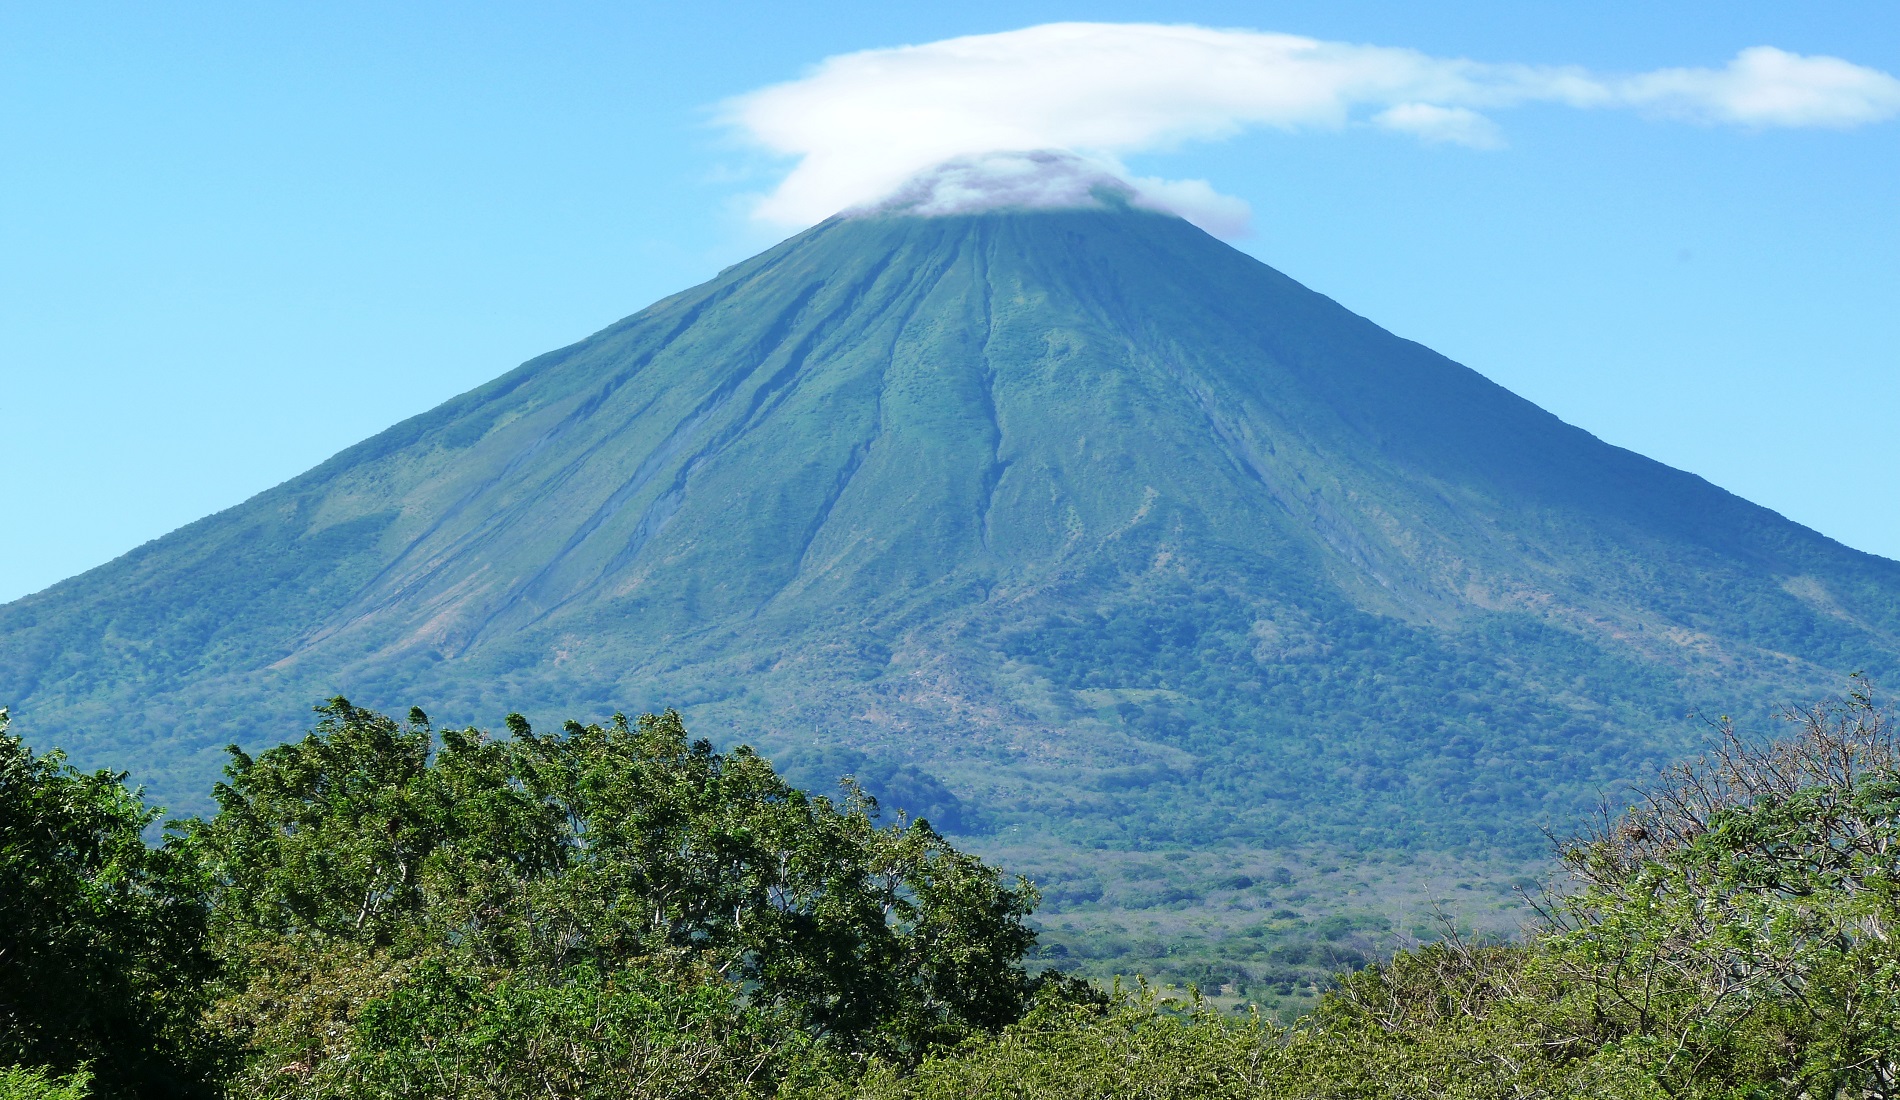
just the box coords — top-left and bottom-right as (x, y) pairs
(4, 201), (1898, 870)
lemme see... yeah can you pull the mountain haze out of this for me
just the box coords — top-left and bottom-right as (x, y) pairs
(5, 194), (1899, 860)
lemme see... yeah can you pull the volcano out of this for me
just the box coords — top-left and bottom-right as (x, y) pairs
(5, 180), (1899, 859)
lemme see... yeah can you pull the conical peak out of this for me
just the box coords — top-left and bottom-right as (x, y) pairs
(6, 124), (1900, 855)
(721, 187), (1219, 330)
(796, 181), (1214, 270)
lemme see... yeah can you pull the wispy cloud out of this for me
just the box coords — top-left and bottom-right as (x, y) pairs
(1373, 104), (1504, 149)
(1620, 47), (1900, 127)
(724, 23), (1900, 236)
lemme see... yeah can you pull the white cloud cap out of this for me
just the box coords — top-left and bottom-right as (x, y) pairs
(850, 150), (1254, 239)
(726, 23), (1900, 234)
(860, 150), (1135, 218)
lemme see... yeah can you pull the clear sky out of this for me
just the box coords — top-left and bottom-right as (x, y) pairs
(3, 1), (1896, 604)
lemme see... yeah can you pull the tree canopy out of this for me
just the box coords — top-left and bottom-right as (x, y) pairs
(189, 700), (1039, 1096)
(10, 689), (1900, 1098)
(0, 710), (217, 1098)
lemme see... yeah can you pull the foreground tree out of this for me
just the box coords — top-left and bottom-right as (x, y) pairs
(1538, 679), (1900, 1094)
(1307, 680), (1900, 1099)
(0, 710), (218, 1099)
(188, 700), (1041, 1097)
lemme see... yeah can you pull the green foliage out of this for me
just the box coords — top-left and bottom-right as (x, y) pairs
(998, 577), (1696, 853)
(0, 710), (217, 1099)
(0, 1066), (91, 1100)
(189, 700), (1040, 1094)
(831, 985), (1295, 1100)
(21, 687), (1900, 1097)
(309, 961), (837, 1099)
(811, 685), (1900, 1099)
(1262, 683), (1900, 1098)
(1530, 681), (1900, 1094)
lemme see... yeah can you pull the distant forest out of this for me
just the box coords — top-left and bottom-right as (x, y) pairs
(8, 685), (1900, 1098)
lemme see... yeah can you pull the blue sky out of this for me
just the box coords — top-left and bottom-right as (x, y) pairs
(3, 1), (1896, 603)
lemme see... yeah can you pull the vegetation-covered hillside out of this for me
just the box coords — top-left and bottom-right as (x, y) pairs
(8, 688), (1900, 1098)
(5, 202), (1900, 928)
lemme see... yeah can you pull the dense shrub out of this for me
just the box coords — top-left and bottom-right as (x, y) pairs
(188, 700), (1040, 1095)
(0, 1066), (91, 1100)
(827, 987), (1281, 1100)
(0, 711), (217, 1098)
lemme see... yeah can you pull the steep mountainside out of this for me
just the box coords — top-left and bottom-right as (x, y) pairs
(5, 201), (1899, 859)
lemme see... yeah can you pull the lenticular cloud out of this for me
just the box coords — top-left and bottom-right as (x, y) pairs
(851, 150), (1252, 239)
(723, 22), (1900, 235)
(860, 151), (1135, 218)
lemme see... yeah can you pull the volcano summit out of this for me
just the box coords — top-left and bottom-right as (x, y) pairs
(4, 172), (1898, 859)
